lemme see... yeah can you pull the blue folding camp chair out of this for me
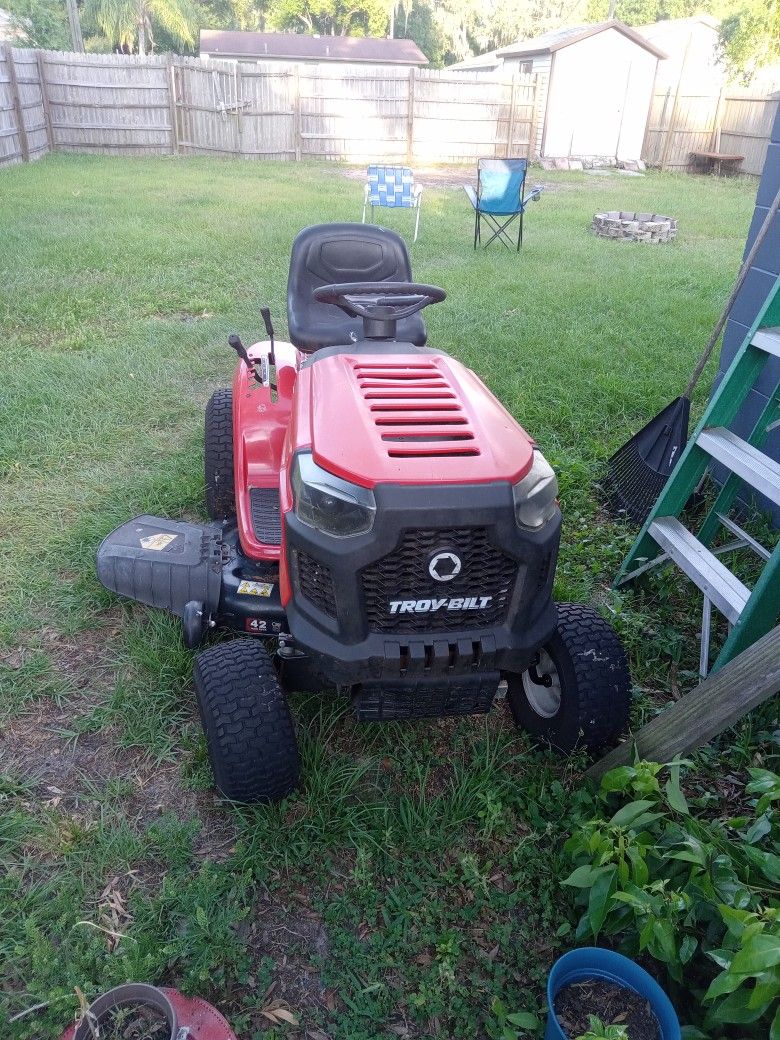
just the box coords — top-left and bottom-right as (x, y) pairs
(362, 165), (423, 242)
(464, 158), (543, 251)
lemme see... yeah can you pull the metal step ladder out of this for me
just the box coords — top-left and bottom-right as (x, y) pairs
(615, 275), (780, 677)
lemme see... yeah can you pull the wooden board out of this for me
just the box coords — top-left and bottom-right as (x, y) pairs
(587, 625), (780, 780)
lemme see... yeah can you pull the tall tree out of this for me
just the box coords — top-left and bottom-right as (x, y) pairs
(4, 0), (71, 48)
(718, 0), (780, 82)
(82, 0), (199, 52)
(586, 0), (711, 22)
(268, 0), (389, 34)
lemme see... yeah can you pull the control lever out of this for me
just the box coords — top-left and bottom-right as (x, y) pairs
(228, 333), (252, 368)
(260, 307), (275, 364)
(260, 306), (278, 402)
(228, 333), (263, 386)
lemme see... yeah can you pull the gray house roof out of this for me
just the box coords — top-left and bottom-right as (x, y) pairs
(447, 49), (503, 72)
(496, 20), (666, 60)
(199, 30), (428, 65)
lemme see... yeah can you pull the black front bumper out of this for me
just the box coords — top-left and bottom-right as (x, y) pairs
(284, 480), (560, 688)
(95, 485), (560, 719)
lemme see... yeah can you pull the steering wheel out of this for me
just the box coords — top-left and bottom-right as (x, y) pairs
(313, 281), (446, 322)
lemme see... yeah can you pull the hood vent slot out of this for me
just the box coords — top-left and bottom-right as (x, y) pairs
(352, 359), (481, 460)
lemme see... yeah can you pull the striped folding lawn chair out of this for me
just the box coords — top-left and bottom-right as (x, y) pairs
(362, 165), (423, 242)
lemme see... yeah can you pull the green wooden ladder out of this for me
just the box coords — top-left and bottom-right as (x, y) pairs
(615, 274), (780, 677)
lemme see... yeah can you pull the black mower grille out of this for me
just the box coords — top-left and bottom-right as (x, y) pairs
(356, 673), (501, 721)
(250, 487), (282, 545)
(361, 527), (518, 634)
(295, 550), (337, 617)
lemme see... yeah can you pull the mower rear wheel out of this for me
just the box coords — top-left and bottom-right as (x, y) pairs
(507, 603), (630, 754)
(194, 639), (299, 803)
(204, 388), (235, 520)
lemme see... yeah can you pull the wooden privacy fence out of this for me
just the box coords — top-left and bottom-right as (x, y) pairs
(0, 46), (539, 168)
(644, 87), (779, 174)
(0, 45), (48, 164)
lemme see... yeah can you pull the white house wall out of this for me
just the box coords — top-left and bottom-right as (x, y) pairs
(543, 29), (657, 160)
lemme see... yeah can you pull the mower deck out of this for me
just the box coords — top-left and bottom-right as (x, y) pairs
(97, 516), (286, 640)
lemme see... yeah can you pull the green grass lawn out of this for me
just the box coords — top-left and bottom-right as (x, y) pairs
(0, 155), (772, 1039)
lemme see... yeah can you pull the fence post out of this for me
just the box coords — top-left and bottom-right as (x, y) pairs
(235, 60), (243, 156)
(35, 50), (53, 153)
(4, 45), (28, 163)
(406, 66), (416, 164)
(506, 74), (517, 158)
(710, 84), (726, 153)
(167, 56), (179, 155)
(660, 31), (692, 170)
(529, 73), (542, 161)
(293, 63), (301, 162)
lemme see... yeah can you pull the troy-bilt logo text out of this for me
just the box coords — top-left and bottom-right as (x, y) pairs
(389, 595), (493, 615)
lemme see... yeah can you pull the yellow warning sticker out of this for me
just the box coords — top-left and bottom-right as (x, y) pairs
(140, 533), (178, 551)
(237, 580), (274, 597)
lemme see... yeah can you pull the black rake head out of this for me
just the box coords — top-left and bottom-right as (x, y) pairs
(602, 396), (691, 525)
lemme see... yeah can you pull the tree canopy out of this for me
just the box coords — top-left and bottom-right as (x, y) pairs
(718, 0), (780, 83)
(4, 0), (778, 83)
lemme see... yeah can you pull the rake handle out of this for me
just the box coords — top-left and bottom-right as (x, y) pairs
(684, 184), (780, 400)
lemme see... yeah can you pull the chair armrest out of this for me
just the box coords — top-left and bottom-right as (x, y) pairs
(463, 184), (478, 210)
(523, 184), (543, 205)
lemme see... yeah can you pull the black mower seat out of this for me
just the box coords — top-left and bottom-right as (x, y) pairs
(287, 223), (427, 353)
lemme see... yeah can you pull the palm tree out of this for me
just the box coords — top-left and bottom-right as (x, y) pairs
(83, 0), (198, 54)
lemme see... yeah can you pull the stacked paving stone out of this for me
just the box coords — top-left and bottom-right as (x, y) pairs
(591, 211), (678, 242)
(539, 157), (646, 171)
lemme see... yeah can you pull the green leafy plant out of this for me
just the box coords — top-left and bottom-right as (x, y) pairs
(486, 997), (540, 1040)
(575, 1015), (629, 1040)
(561, 763), (780, 1038)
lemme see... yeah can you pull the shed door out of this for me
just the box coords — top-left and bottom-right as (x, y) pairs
(569, 72), (625, 156)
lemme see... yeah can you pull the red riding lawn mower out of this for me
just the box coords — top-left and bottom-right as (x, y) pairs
(97, 223), (631, 803)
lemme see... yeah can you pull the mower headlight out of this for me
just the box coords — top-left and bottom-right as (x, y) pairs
(291, 452), (376, 537)
(512, 450), (558, 529)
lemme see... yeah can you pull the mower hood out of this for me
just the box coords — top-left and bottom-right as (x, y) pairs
(303, 348), (535, 488)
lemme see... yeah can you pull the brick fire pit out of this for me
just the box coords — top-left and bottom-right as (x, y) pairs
(592, 211), (678, 243)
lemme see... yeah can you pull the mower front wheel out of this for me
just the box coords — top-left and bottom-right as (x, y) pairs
(194, 639), (299, 803)
(506, 603), (630, 754)
(204, 388), (235, 520)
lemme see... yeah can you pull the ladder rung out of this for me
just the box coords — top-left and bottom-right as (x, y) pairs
(697, 427), (780, 507)
(751, 327), (780, 358)
(716, 512), (771, 561)
(648, 516), (751, 624)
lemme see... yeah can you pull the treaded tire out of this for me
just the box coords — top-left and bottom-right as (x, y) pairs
(204, 388), (235, 520)
(507, 603), (631, 754)
(194, 639), (299, 803)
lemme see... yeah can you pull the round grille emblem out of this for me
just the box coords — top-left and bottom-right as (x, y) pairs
(428, 551), (462, 582)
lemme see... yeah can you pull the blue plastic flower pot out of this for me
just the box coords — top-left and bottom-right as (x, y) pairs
(545, 948), (681, 1040)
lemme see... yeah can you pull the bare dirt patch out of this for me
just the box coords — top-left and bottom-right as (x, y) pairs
(151, 309), (214, 323)
(341, 164), (473, 190)
(238, 898), (333, 1029)
(339, 164), (563, 193)
(1, 610), (236, 861)
(3, 698), (237, 861)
